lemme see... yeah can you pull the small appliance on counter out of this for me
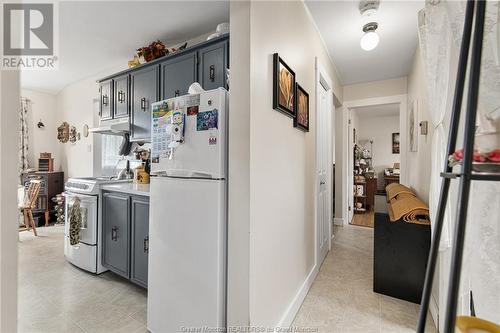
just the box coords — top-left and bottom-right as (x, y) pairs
(148, 88), (228, 332)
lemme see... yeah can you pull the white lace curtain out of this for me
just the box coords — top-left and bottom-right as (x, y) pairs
(19, 98), (31, 176)
(419, 0), (500, 323)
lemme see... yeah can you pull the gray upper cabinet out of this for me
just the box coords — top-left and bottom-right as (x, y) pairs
(113, 75), (129, 118)
(130, 196), (150, 288)
(131, 66), (159, 142)
(102, 192), (130, 279)
(98, 36), (229, 139)
(99, 79), (113, 120)
(160, 52), (197, 100)
(199, 40), (228, 91)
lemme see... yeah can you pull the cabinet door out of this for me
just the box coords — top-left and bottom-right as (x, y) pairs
(130, 196), (150, 288)
(99, 80), (113, 120)
(102, 192), (130, 278)
(131, 66), (159, 142)
(160, 52), (197, 100)
(199, 40), (228, 90)
(113, 75), (129, 118)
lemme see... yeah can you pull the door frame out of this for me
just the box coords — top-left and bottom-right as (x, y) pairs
(341, 94), (408, 226)
(314, 57), (334, 267)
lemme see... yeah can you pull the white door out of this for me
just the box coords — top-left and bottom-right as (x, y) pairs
(317, 82), (331, 265)
(348, 112), (354, 223)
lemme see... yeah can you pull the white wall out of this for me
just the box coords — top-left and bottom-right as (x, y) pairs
(343, 77), (407, 102)
(56, 77), (100, 179)
(0, 71), (20, 333)
(227, 1), (251, 326)
(357, 114), (400, 190)
(246, 1), (341, 326)
(407, 45), (433, 204)
(21, 90), (61, 172)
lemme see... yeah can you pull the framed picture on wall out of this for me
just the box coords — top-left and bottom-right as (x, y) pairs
(408, 99), (418, 152)
(392, 132), (400, 154)
(273, 53), (295, 117)
(294, 83), (309, 132)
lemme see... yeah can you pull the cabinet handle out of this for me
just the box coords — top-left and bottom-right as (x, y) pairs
(118, 90), (125, 103)
(140, 97), (147, 111)
(209, 65), (215, 82)
(102, 94), (108, 106)
(111, 226), (118, 241)
(144, 236), (149, 253)
(174, 90), (180, 97)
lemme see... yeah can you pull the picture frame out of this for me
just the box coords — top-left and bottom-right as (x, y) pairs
(293, 83), (309, 132)
(408, 99), (418, 152)
(392, 132), (400, 154)
(273, 53), (296, 117)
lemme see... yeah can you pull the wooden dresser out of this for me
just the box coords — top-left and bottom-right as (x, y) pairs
(365, 178), (377, 211)
(384, 175), (400, 189)
(21, 171), (64, 226)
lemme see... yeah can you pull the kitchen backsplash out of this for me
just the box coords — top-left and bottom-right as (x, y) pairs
(101, 135), (150, 176)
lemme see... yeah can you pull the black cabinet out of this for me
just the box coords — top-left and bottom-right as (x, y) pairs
(130, 197), (150, 288)
(199, 40), (228, 90)
(160, 52), (197, 100)
(102, 192), (130, 279)
(102, 191), (150, 288)
(113, 74), (130, 118)
(131, 66), (159, 142)
(99, 79), (113, 120)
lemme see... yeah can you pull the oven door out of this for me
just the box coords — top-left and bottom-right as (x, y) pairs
(64, 192), (98, 245)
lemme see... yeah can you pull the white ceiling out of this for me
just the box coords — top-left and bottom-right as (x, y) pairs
(305, 0), (424, 85)
(352, 103), (400, 117)
(21, 1), (229, 94)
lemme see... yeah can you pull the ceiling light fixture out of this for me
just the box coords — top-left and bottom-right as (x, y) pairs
(359, 0), (380, 17)
(360, 22), (379, 51)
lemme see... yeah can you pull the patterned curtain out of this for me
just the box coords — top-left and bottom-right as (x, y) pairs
(419, 0), (500, 324)
(19, 98), (30, 176)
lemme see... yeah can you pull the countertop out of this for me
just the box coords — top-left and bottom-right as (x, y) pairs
(101, 183), (150, 197)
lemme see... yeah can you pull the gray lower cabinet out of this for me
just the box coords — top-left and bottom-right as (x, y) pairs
(102, 191), (149, 288)
(199, 40), (228, 90)
(102, 192), (130, 278)
(131, 66), (159, 142)
(130, 197), (150, 288)
(160, 52), (197, 100)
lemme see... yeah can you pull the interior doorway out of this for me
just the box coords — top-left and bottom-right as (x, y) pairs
(341, 94), (408, 228)
(349, 103), (401, 227)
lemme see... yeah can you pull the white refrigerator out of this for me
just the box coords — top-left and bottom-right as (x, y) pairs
(147, 88), (228, 333)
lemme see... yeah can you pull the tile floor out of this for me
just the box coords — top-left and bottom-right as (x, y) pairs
(292, 224), (438, 333)
(19, 224), (437, 333)
(18, 226), (147, 333)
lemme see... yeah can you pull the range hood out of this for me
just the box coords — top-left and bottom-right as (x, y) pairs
(89, 117), (130, 135)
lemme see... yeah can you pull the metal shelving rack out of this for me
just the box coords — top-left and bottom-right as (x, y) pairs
(416, 1), (500, 332)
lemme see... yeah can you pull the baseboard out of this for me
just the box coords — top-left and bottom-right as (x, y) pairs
(276, 264), (319, 327)
(429, 295), (439, 331)
(333, 217), (344, 226)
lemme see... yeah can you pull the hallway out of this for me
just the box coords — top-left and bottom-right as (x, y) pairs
(293, 224), (437, 333)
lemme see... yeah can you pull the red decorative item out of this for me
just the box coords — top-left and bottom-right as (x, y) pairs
(137, 40), (168, 62)
(487, 149), (500, 163)
(453, 149), (464, 162)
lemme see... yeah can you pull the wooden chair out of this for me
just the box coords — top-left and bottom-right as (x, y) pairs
(19, 180), (41, 236)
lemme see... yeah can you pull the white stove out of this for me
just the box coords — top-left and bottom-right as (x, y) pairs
(64, 176), (132, 274)
(65, 176), (130, 195)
